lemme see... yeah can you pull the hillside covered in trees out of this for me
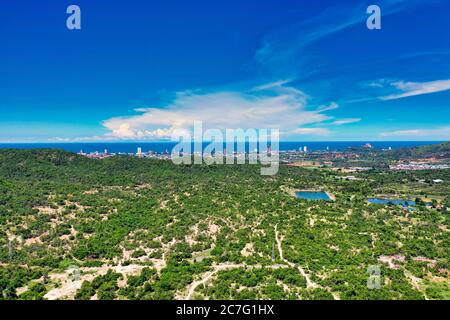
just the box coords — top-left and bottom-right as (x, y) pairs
(388, 141), (450, 159)
(0, 149), (449, 300)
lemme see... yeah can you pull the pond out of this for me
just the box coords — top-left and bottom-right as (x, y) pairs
(295, 191), (332, 201)
(368, 198), (416, 206)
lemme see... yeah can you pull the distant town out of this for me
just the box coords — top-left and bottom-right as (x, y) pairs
(77, 142), (450, 174)
(78, 147), (173, 160)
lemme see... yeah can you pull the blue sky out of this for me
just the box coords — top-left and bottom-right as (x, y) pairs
(1, 0), (450, 142)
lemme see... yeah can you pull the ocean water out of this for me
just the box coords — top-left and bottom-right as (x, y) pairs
(0, 141), (442, 154)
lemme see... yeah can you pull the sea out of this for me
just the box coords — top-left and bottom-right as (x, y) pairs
(0, 141), (442, 154)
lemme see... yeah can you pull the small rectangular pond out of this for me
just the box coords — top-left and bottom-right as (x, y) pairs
(368, 198), (416, 206)
(295, 191), (332, 201)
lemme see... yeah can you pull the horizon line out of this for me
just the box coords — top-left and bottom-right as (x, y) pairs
(0, 140), (447, 144)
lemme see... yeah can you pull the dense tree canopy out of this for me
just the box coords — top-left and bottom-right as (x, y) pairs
(0, 149), (448, 300)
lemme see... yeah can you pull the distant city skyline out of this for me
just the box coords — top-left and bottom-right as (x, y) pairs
(1, 0), (450, 142)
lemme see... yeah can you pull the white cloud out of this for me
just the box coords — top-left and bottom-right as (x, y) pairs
(363, 79), (390, 88)
(380, 126), (450, 139)
(100, 87), (336, 140)
(291, 128), (330, 135)
(381, 79), (450, 100)
(250, 79), (293, 91)
(330, 118), (361, 125)
(368, 82), (385, 88)
(316, 102), (339, 112)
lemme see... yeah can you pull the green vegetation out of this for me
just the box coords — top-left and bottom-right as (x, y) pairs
(0, 149), (448, 300)
(389, 141), (450, 158)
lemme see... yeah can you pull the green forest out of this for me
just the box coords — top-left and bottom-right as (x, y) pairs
(0, 149), (449, 300)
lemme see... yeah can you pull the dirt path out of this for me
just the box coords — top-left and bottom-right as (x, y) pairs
(44, 264), (145, 300)
(184, 263), (245, 299)
(404, 269), (429, 300)
(273, 225), (340, 300)
(181, 262), (289, 300)
(274, 224), (318, 289)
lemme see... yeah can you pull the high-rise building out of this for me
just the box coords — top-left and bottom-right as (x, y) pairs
(303, 146), (308, 153)
(137, 147), (142, 157)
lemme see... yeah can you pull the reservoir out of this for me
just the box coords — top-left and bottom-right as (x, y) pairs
(295, 191), (332, 201)
(368, 198), (416, 206)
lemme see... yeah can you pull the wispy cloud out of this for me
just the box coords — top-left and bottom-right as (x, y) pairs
(316, 102), (339, 112)
(399, 50), (450, 59)
(254, 0), (431, 77)
(330, 118), (361, 125)
(380, 126), (450, 139)
(381, 79), (450, 100)
(250, 79), (293, 91)
(291, 128), (330, 135)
